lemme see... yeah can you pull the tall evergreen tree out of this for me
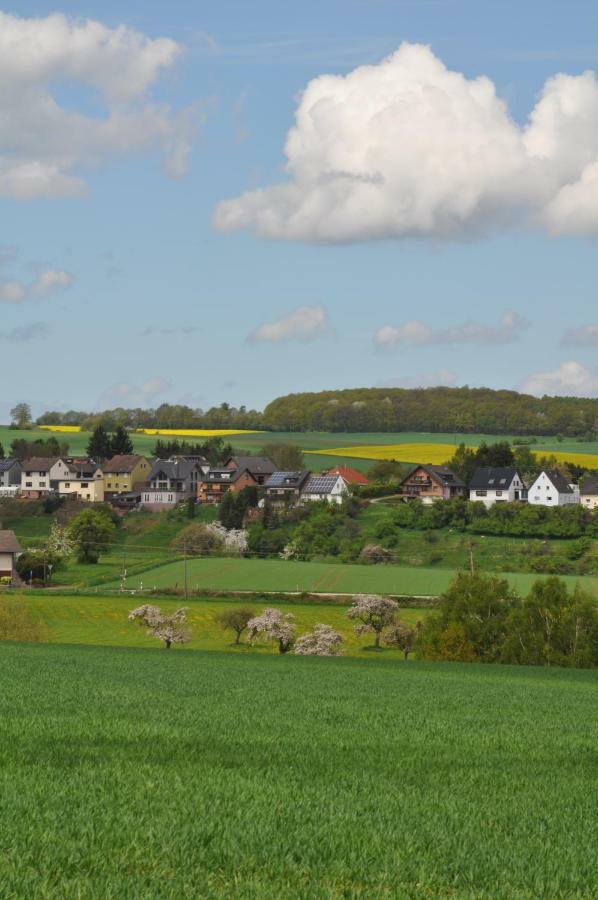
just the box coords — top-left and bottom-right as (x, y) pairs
(111, 425), (134, 456)
(87, 425), (112, 461)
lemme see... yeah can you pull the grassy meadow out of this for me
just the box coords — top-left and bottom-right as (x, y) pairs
(0, 641), (596, 897)
(111, 555), (598, 598)
(9, 592), (427, 657)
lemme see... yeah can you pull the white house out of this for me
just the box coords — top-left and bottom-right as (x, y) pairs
(469, 467), (527, 508)
(300, 473), (348, 505)
(20, 457), (70, 498)
(527, 470), (580, 507)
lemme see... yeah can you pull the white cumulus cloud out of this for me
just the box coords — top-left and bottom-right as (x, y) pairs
(0, 11), (197, 199)
(214, 43), (598, 242)
(248, 304), (329, 343)
(375, 311), (528, 348)
(0, 267), (73, 304)
(520, 361), (598, 397)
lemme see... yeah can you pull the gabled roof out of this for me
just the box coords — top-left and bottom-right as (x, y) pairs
(265, 470), (310, 489)
(302, 474), (345, 495)
(202, 467), (255, 485)
(533, 469), (575, 494)
(469, 467), (522, 490)
(403, 464), (465, 488)
(0, 530), (21, 553)
(21, 457), (60, 472)
(61, 458), (102, 479)
(0, 458), (20, 472)
(225, 456), (276, 475)
(102, 455), (146, 474)
(324, 465), (369, 485)
(148, 458), (199, 481)
(581, 475), (598, 496)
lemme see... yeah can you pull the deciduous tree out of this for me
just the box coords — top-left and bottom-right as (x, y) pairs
(10, 402), (32, 429)
(294, 624), (343, 656)
(214, 607), (254, 644)
(347, 594), (398, 648)
(247, 607), (296, 653)
(68, 508), (116, 563)
(129, 604), (191, 649)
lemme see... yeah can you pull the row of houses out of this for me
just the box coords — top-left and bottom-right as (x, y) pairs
(401, 464), (598, 508)
(0, 453), (368, 509)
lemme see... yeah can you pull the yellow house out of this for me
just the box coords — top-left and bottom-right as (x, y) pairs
(57, 459), (105, 503)
(102, 455), (151, 497)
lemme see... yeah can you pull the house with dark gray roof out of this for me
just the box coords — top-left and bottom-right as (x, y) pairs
(401, 465), (465, 503)
(469, 467), (527, 507)
(580, 475), (598, 510)
(198, 466), (258, 504)
(224, 456), (275, 485)
(264, 471), (310, 505)
(141, 458), (204, 510)
(528, 470), (579, 507)
(300, 473), (348, 505)
(20, 457), (70, 498)
(0, 459), (22, 496)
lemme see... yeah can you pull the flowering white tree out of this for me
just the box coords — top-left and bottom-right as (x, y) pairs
(294, 624), (343, 656)
(128, 604), (191, 649)
(347, 594), (399, 648)
(247, 607), (296, 654)
(46, 521), (75, 557)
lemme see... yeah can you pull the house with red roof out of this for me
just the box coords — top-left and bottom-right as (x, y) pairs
(323, 465), (369, 486)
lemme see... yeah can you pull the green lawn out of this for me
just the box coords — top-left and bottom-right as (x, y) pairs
(0, 641), (596, 897)
(110, 555), (598, 598)
(12, 592), (427, 658)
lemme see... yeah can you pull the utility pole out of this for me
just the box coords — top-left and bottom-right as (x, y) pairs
(469, 541), (475, 575)
(184, 542), (188, 601)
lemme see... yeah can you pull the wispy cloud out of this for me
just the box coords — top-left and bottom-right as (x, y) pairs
(377, 368), (458, 388)
(97, 377), (172, 408)
(560, 324), (598, 347)
(374, 312), (528, 349)
(0, 321), (50, 341)
(248, 304), (330, 344)
(140, 325), (201, 337)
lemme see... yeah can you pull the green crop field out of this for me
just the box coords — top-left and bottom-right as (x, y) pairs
(3, 424), (598, 472)
(0, 641), (596, 897)
(110, 555), (598, 598)
(11, 592), (427, 657)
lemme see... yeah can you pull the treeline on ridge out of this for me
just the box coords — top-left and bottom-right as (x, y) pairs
(35, 386), (598, 436)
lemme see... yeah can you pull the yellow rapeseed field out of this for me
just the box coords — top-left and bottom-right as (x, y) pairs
(136, 428), (263, 437)
(39, 425), (81, 433)
(309, 443), (456, 464)
(311, 444), (598, 469)
(542, 450), (598, 468)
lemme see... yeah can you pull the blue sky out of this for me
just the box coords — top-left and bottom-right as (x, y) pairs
(2, 0), (598, 417)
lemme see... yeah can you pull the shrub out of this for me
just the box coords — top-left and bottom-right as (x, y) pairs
(359, 544), (393, 564)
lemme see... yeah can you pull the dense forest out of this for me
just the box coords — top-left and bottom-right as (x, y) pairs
(36, 386), (598, 436)
(262, 387), (598, 435)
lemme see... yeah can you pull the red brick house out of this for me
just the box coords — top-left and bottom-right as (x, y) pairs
(198, 467), (258, 504)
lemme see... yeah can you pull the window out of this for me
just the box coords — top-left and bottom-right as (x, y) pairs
(496, 490), (503, 497)
(64, 482), (70, 488)
(25, 481), (32, 488)
(82, 482), (88, 488)
(475, 490), (487, 496)
(168, 494), (173, 502)
(39, 481), (46, 487)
